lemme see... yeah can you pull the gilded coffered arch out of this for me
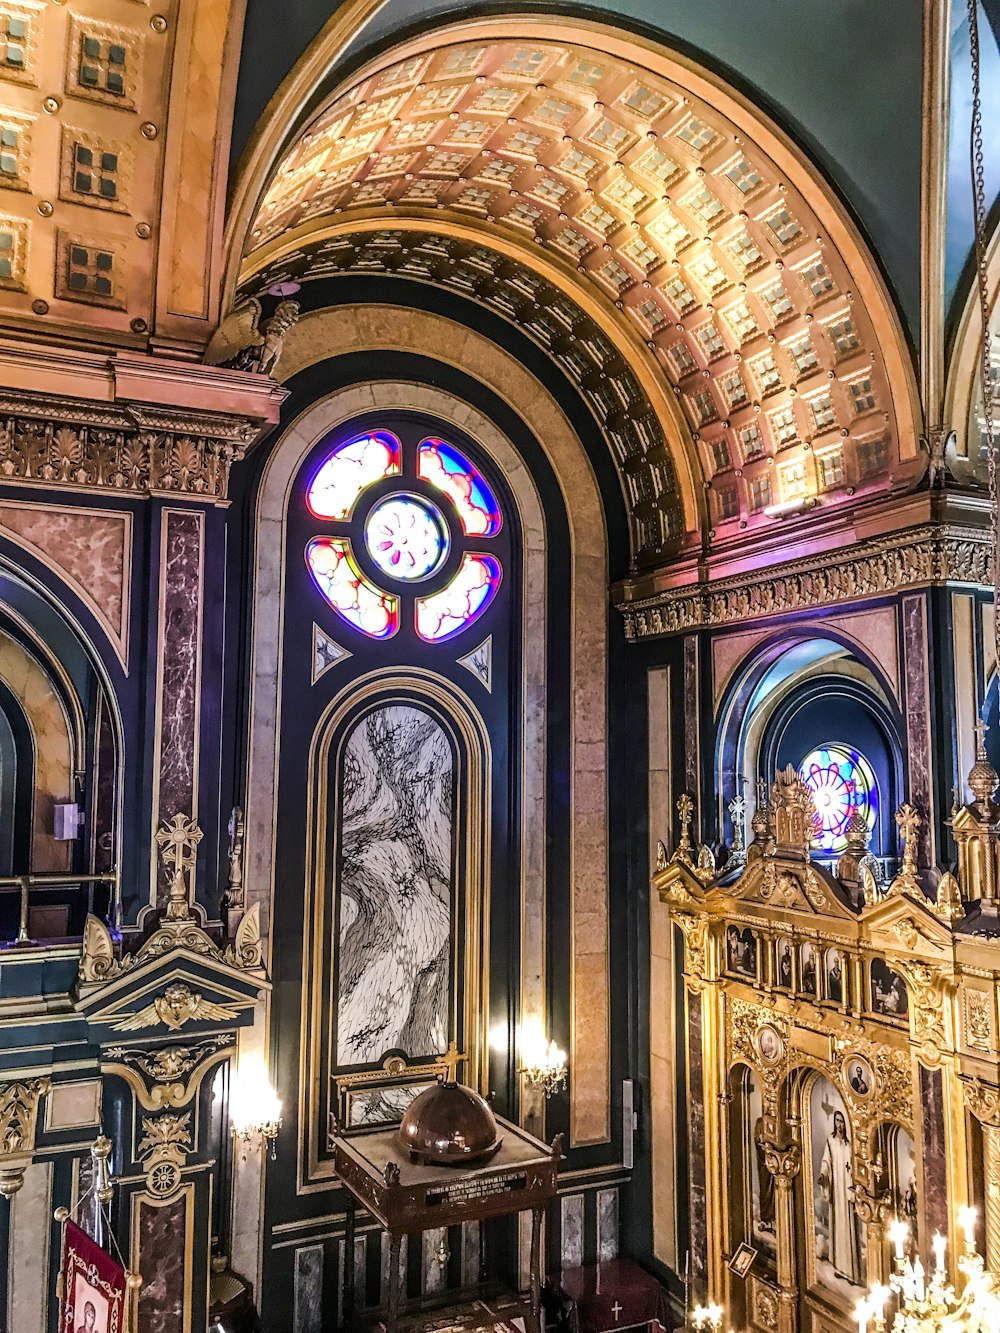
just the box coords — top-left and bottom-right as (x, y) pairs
(233, 15), (922, 559)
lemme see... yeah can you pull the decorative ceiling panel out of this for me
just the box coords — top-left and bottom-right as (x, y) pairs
(241, 34), (914, 556)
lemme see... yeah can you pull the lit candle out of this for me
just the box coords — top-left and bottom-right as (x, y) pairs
(888, 1218), (909, 1260)
(855, 1298), (868, 1333)
(868, 1283), (887, 1325)
(913, 1257), (925, 1301)
(959, 1205), (977, 1248)
(932, 1231), (946, 1275)
(707, 1303), (724, 1331)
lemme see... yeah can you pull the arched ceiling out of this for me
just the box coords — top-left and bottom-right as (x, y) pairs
(237, 20), (922, 565)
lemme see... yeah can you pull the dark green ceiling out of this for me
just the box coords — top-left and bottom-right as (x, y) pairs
(234, 1), (923, 341)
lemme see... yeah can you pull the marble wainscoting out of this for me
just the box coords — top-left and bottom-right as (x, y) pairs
(154, 509), (204, 905)
(134, 1192), (190, 1333)
(919, 1065), (949, 1242)
(6, 1160), (53, 1333)
(336, 705), (453, 1082)
(293, 1244), (323, 1333)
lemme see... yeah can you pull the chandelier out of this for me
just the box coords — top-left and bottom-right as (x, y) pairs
(856, 1210), (1000, 1333)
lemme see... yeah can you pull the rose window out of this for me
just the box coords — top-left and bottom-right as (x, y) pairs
(305, 430), (503, 642)
(799, 743), (878, 854)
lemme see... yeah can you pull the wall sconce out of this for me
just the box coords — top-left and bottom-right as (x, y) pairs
(230, 1061), (282, 1160)
(520, 1020), (568, 1098)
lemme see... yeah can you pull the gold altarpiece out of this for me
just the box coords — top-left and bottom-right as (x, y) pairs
(653, 746), (1000, 1333)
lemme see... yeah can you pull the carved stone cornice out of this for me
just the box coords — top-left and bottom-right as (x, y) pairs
(0, 349), (286, 503)
(617, 523), (990, 638)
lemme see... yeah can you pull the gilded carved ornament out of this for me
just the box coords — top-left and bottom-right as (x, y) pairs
(137, 1110), (191, 1198)
(111, 982), (242, 1033)
(78, 817), (266, 988)
(965, 1077), (1000, 1128)
(0, 1076), (52, 1197)
(104, 1034), (234, 1110)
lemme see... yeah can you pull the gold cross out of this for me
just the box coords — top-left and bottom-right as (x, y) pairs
(677, 792), (694, 852)
(155, 813), (203, 920)
(895, 803), (921, 874)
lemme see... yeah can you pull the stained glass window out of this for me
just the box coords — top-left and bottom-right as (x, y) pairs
(307, 431), (401, 520)
(417, 439), (502, 536)
(364, 494), (448, 581)
(306, 537), (399, 638)
(415, 555), (502, 642)
(799, 744), (877, 854)
(306, 427), (503, 641)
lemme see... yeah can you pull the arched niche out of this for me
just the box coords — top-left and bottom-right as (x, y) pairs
(715, 630), (904, 858)
(244, 341), (613, 1152)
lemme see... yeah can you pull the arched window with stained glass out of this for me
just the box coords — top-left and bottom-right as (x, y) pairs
(798, 744), (879, 855)
(303, 426), (505, 645)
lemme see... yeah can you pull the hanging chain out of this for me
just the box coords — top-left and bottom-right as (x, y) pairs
(968, 0), (1000, 671)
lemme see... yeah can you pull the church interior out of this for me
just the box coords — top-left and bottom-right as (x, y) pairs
(4, 3), (1000, 1333)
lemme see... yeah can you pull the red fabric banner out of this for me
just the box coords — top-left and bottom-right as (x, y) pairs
(60, 1218), (127, 1333)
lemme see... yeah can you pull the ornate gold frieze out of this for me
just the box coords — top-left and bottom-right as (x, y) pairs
(619, 524), (991, 638)
(104, 1033), (234, 1110)
(0, 390), (274, 502)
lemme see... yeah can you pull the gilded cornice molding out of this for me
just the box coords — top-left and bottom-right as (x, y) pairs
(618, 523), (991, 638)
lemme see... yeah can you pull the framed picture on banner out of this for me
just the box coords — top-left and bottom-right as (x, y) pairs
(60, 1219), (127, 1333)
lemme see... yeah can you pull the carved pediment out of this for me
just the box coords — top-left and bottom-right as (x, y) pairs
(862, 891), (954, 957)
(733, 856), (854, 921)
(74, 952), (268, 1041)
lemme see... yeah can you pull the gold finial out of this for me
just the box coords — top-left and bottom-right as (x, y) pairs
(968, 721), (999, 806)
(895, 803), (921, 876)
(935, 870), (964, 922)
(155, 813), (203, 921)
(728, 787), (747, 860)
(677, 792), (695, 860)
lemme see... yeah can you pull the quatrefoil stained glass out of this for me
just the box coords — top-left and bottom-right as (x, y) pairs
(799, 744), (878, 855)
(305, 430), (502, 641)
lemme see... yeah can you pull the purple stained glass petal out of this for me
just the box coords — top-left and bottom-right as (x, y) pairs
(307, 431), (401, 520)
(417, 439), (502, 536)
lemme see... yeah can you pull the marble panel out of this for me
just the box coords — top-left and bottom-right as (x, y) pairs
(684, 637), (700, 800)
(337, 705), (453, 1078)
(902, 595), (934, 866)
(0, 503), (131, 662)
(294, 1244), (323, 1333)
(597, 1188), (619, 1262)
(380, 1231), (407, 1306)
(919, 1065), (948, 1242)
(687, 992), (707, 1296)
(156, 510), (203, 893)
(460, 1221), (481, 1288)
(135, 1193), (189, 1333)
(8, 1160), (51, 1333)
(422, 1228), (448, 1295)
(561, 1194), (585, 1269)
(353, 1235), (367, 1311)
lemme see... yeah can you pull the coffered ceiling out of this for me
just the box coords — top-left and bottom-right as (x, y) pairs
(239, 26), (922, 562)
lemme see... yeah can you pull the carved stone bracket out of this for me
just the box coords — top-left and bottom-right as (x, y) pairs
(0, 1076), (51, 1197)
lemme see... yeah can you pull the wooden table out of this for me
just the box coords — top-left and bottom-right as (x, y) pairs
(332, 1117), (561, 1333)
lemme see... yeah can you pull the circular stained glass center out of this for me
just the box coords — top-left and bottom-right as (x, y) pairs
(364, 494), (448, 581)
(799, 743), (877, 855)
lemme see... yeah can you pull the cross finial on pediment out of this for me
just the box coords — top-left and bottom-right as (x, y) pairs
(155, 813), (203, 921)
(975, 719), (990, 760)
(895, 803), (921, 875)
